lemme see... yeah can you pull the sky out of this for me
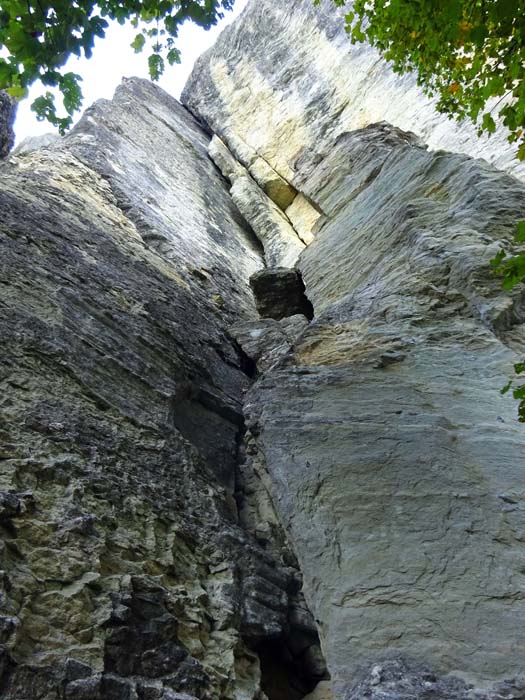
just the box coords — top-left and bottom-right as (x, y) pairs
(12, 0), (248, 144)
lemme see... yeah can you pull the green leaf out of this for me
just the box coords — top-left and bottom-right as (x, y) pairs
(481, 112), (496, 134)
(516, 221), (525, 243)
(131, 33), (146, 53)
(501, 380), (513, 395)
(6, 85), (28, 99)
(148, 53), (164, 81)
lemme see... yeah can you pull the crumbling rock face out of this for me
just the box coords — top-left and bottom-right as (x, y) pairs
(345, 659), (525, 700)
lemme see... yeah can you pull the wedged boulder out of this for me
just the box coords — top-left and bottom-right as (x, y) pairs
(230, 315), (309, 371)
(250, 268), (314, 320)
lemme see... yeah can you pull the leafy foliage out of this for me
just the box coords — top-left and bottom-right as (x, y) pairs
(491, 224), (525, 421)
(330, 0), (525, 159)
(0, 0), (234, 132)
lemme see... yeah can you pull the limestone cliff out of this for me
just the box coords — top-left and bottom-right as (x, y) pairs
(0, 79), (324, 700)
(1, 2), (525, 700)
(182, 0), (525, 182)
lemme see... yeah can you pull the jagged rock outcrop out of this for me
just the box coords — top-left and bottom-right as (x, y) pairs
(0, 91), (16, 158)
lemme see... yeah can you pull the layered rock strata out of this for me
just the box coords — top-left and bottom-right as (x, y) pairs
(0, 78), (324, 700)
(2, 1), (525, 699)
(182, 0), (525, 183)
(184, 1), (525, 697)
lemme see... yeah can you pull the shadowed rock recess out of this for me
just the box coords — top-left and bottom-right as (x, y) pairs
(1, 3), (525, 700)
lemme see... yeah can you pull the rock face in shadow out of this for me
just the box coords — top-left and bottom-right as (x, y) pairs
(0, 91), (16, 158)
(0, 78), (311, 700)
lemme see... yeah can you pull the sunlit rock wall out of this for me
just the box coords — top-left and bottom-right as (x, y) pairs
(182, 0), (525, 185)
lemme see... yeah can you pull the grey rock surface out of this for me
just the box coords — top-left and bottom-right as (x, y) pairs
(12, 132), (61, 156)
(345, 659), (525, 700)
(3, 0), (525, 697)
(242, 123), (525, 693)
(185, 9), (525, 691)
(230, 315), (308, 373)
(0, 78), (309, 700)
(208, 134), (305, 266)
(0, 91), (16, 158)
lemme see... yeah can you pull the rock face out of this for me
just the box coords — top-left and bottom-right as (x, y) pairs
(0, 91), (16, 158)
(241, 123), (525, 695)
(182, 0), (525, 182)
(183, 2), (525, 697)
(0, 78), (324, 700)
(2, 2), (525, 700)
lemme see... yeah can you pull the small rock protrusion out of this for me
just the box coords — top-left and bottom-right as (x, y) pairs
(0, 91), (16, 159)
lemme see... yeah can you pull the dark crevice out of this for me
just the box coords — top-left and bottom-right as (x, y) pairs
(249, 268), (315, 321)
(252, 619), (330, 700)
(256, 638), (318, 700)
(231, 336), (258, 379)
(296, 270), (315, 321)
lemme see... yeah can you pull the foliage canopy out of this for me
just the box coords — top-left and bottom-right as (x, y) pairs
(335, 0), (525, 159)
(0, 0), (233, 131)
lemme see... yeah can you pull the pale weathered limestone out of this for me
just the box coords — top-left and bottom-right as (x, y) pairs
(230, 175), (305, 268)
(285, 194), (322, 246)
(182, 0), (525, 183)
(208, 134), (246, 181)
(248, 157), (297, 210)
(208, 135), (305, 266)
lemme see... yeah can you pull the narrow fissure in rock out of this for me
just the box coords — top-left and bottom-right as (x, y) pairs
(234, 415), (328, 700)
